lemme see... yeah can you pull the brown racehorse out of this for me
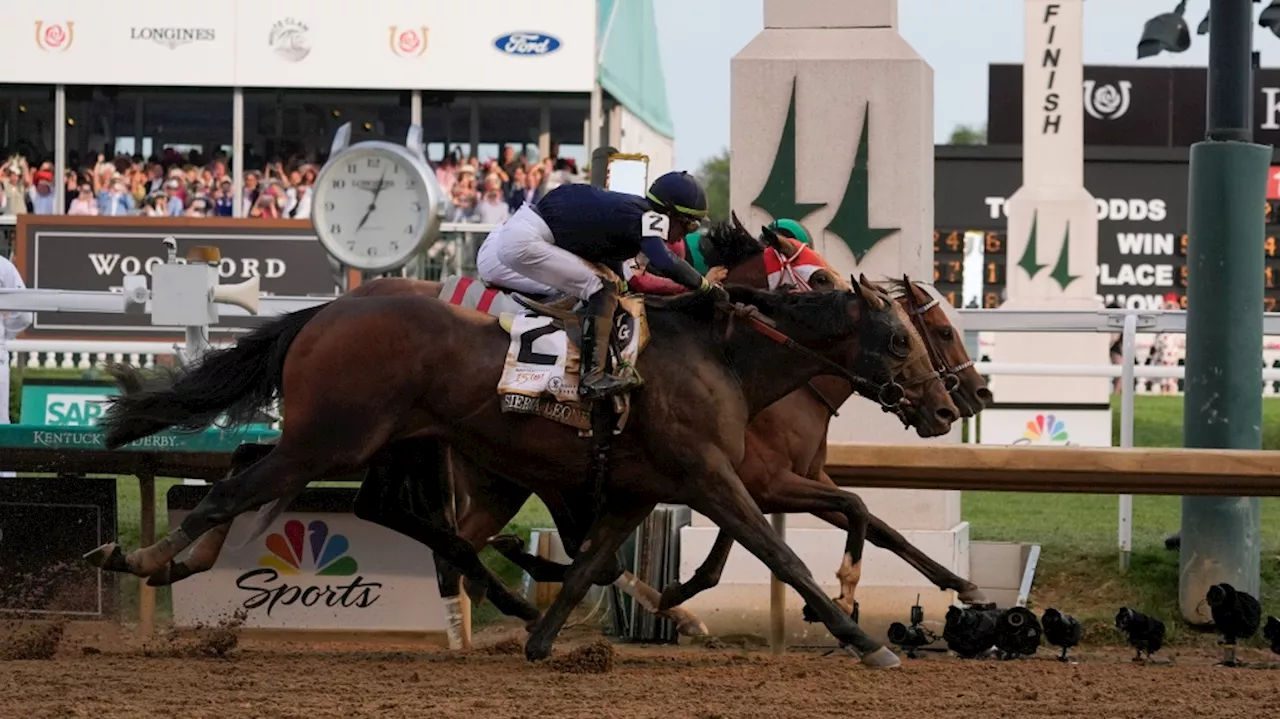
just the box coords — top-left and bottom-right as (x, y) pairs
(107, 223), (987, 639)
(487, 235), (996, 627)
(91, 240), (948, 666)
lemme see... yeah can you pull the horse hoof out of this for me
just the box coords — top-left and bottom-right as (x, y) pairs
(957, 586), (989, 605)
(676, 616), (710, 637)
(83, 543), (130, 574)
(487, 534), (525, 555)
(657, 582), (685, 612)
(525, 641), (552, 662)
(860, 646), (902, 669)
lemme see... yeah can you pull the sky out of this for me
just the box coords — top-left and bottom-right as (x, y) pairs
(652, 0), (1280, 169)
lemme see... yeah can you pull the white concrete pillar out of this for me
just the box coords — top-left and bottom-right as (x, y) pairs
(989, 0), (1111, 440)
(684, 0), (967, 646)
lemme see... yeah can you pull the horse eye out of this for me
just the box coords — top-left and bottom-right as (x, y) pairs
(938, 328), (954, 341)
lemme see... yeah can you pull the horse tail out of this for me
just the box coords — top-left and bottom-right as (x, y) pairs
(99, 303), (329, 449)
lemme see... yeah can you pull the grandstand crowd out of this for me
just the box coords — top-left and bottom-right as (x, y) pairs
(0, 144), (581, 222)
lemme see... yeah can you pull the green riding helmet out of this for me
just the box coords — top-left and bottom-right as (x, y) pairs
(768, 218), (813, 247)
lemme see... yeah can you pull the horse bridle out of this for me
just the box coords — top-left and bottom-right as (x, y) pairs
(901, 280), (963, 394)
(721, 302), (910, 416)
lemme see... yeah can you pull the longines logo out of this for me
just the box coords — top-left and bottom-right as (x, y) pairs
(130, 26), (217, 50)
(1084, 80), (1133, 121)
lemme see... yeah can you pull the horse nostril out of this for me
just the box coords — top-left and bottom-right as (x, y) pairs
(975, 387), (994, 407)
(936, 407), (957, 424)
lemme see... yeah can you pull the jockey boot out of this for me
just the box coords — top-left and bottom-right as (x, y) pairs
(579, 287), (636, 400)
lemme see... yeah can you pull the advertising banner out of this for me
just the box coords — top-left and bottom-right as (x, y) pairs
(18, 379), (119, 427)
(978, 405), (1112, 448)
(1, 0), (595, 92)
(167, 485), (447, 635)
(15, 217), (341, 339)
(989, 63), (1280, 149)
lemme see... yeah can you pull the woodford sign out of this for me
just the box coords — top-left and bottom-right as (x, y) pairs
(14, 217), (341, 339)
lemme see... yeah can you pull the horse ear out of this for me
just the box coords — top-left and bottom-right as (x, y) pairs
(730, 210), (748, 235)
(759, 223), (781, 248)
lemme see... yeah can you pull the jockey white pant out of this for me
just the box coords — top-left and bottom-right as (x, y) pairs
(476, 204), (604, 301)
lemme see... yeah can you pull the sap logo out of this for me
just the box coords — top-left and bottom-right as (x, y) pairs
(494, 32), (561, 56)
(44, 394), (110, 427)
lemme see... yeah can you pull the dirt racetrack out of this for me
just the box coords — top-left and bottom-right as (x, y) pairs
(3, 620), (1280, 719)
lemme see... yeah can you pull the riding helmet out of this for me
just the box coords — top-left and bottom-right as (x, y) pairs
(769, 218), (813, 247)
(646, 171), (709, 219)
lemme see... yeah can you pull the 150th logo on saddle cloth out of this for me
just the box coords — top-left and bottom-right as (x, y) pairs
(497, 296), (649, 431)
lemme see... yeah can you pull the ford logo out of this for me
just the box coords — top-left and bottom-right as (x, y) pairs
(494, 32), (561, 56)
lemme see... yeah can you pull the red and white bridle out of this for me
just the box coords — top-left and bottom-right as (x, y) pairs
(763, 242), (827, 291)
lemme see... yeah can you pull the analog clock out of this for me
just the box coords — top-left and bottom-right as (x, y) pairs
(311, 137), (441, 272)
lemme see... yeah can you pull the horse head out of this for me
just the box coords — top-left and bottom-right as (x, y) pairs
(890, 275), (993, 417)
(755, 218), (850, 292)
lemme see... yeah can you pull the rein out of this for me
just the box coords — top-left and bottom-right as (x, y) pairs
(720, 302), (907, 412)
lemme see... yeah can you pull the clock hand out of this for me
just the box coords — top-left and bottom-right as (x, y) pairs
(355, 170), (389, 232)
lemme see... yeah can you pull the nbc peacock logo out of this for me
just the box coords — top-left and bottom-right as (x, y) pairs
(235, 518), (382, 616)
(260, 519), (357, 576)
(1022, 413), (1069, 444)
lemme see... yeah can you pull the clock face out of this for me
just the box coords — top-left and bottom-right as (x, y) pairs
(312, 145), (435, 271)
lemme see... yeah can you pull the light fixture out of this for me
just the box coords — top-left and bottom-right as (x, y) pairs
(1260, 0), (1280, 37)
(1137, 0), (1192, 59)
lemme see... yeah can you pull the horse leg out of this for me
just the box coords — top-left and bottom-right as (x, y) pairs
(524, 502), (655, 661)
(809, 470), (987, 604)
(656, 530), (734, 611)
(489, 502), (710, 637)
(351, 442), (543, 627)
(685, 458), (898, 667)
(145, 442), (278, 587)
(85, 437), (363, 577)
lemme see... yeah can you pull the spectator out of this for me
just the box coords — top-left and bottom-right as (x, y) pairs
(0, 161), (28, 215)
(99, 176), (136, 216)
(242, 171), (262, 208)
(28, 170), (56, 214)
(212, 178), (234, 217)
(68, 184), (99, 215)
(450, 165), (479, 221)
(143, 192), (168, 217)
(476, 175), (510, 225)
(435, 153), (458, 197)
(162, 178), (185, 216)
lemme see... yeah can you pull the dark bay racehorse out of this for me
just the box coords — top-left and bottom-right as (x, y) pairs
(91, 268), (937, 666)
(101, 222), (989, 640)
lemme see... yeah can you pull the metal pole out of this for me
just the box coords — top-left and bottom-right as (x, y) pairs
(1118, 312), (1137, 572)
(1180, 0), (1265, 624)
(769, 512), (786, 654)
(54, 85), (66, 215)
(232, 88), (245, 218)
(410, 89), (423, 128)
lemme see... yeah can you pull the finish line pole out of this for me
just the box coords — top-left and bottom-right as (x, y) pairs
(1180, 0), (1267, 623)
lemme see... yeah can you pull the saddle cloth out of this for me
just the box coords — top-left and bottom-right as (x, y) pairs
(439, 275), (532, 317)
(496, 294), (649, 431)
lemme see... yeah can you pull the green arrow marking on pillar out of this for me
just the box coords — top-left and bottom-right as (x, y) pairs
(826, 102), (899, 262)
(1017, 210), (1048, 280)
(751, 77), (826, 223)
(1048, 222), (1079, 290)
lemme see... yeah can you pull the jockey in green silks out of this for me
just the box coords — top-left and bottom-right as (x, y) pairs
(628, 217), (813, 295)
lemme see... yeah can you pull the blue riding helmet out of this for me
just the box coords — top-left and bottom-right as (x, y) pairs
(646, 171), (709, 220)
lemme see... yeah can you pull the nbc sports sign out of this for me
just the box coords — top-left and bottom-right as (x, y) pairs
(977, 406), (1113, 448)
(168, 486), (449, 637)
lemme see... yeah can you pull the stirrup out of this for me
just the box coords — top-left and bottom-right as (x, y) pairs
(580, 372), (636, 400)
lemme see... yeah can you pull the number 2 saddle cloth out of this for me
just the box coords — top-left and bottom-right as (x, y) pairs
(438, 273), (650, 433)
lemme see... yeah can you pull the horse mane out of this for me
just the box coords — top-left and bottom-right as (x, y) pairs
(644, 285), (863, 341)
(700, 219), (764, 269)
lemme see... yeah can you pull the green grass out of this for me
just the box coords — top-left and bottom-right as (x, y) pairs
(60, 394), (1280, 645)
